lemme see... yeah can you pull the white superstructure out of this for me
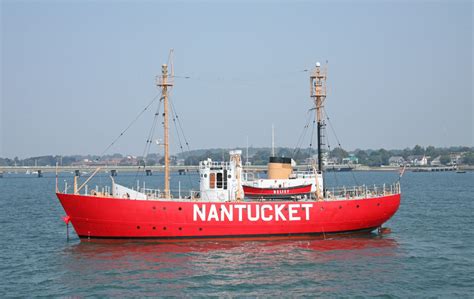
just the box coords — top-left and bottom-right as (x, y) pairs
(199, 150), (244, 202)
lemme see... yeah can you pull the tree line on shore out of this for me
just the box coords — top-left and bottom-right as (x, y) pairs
(2, 145), (473, 167)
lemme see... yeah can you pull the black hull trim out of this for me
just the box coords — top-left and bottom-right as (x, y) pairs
(78, 226), (380, 241)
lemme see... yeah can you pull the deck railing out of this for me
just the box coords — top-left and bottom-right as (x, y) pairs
(63, 180), (400, 201)
(325, 182), (401, 200)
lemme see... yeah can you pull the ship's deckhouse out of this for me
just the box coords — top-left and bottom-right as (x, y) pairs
(199, 150), (244, 202)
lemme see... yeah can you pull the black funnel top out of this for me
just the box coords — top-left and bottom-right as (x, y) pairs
(269, 157), (292, 164)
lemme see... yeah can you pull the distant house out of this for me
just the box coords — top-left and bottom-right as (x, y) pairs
(450, 153), (462, 165)
(389, 156), (405, 166)
(119, 156), (138, 166)
(324, 157), (339, 166)
(431, 156), (442, 166)
(342, 154), (359, 165)
(304, 157), (316, 165)
(104, 158), (122, 166)
(407, 155), (428, 166)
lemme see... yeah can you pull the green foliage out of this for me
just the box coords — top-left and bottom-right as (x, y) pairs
(425, 146), (436, 158)
(413, 145), (425, 156)
(330, 147), (348, 162)
(439, 155), (451, 165)
(2, 145), (473, 166)
(462, 152), (474, 165)
(252, 150), (271, 165)
(355, 150), (368, 165)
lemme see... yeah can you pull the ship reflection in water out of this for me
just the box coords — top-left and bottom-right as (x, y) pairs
(59, 235), (399, 296)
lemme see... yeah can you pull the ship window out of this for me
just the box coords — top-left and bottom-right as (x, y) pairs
(217, 172), (223, 188)
(210, 173), (216, 188)
(223, 170), (228, 190)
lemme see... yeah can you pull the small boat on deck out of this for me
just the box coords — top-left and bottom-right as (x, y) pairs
(242, 157), (320, 199)
(243, 183), (313, 198)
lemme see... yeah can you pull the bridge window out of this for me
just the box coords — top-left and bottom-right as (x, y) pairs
(217, 172), (223, 189)
(210, 173), (216, 188)
(223, 170), (228, 190)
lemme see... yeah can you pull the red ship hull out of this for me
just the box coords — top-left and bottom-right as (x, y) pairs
(242, 184), (312, 198)
(56, 193), (400, 239)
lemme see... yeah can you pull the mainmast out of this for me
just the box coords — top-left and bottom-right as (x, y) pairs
(310, 62), (327, 192)
(156, 64), (173, 198)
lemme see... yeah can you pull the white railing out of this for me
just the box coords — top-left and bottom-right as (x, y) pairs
(325, 182), (401, 200)
(63, 180), (400, 202)
(199, 161), (231, 170)
(291, 170), (318, 179)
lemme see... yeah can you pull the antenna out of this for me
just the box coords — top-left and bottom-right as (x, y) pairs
(271, 124), (275, 157)
(246, 136), (249, 165)
(167, 48), (174, 78)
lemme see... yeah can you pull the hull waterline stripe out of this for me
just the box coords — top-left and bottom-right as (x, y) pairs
(78, 227), (379, 240)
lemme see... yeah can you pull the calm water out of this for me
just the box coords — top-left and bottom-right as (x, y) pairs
(0, 171), (473, 297)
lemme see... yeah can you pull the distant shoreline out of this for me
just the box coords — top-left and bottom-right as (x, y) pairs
(1, 164), (472, 174)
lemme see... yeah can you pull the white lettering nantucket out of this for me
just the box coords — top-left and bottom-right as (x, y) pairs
(192, 203), (314, 222)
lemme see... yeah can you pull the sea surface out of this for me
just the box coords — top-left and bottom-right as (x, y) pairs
(0, 170), (473, 297)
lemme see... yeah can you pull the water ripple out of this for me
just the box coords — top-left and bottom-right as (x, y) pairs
(0, 172), (473, 297)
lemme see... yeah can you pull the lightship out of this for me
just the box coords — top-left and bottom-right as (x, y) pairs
(57, 60), (401, 239)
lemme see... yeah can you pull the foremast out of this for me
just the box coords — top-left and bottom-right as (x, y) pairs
(156, 64), (173, 198)
(310, 62), (327, 197)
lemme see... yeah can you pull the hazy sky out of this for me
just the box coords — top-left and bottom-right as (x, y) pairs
(1, 0), (473, 158)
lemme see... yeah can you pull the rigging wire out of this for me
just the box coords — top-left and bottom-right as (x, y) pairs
(170, 68), (309, 84)
(98, 93), (162, 159)
(170, 101), (184, 153)
(169, 94), (195, 189)
(170, 97), (192, 152)
(323, 107), (359, 186)
(133, 97), (163, 184)
(309, 113), (316, 151)
(324, 121), (339, 187)
(292, 108), (313, 157)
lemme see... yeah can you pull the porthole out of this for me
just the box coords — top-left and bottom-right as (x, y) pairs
(163, 207), (166, 211)
(377, 203), (380, 206)
(356, 205), (360, 208)
(228, 175), (231, 179)
(137, 226), (141, 229)
(339, 206), (342, 209)
(163, 227), (167, 230)
(179, 227), (182, 231)
(204, 174), (208, 178)
(153, 227), (156, 230)
(152, 206), (156, 210)
(178, 207), (182, 211)
(199, 228), (203, 231)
